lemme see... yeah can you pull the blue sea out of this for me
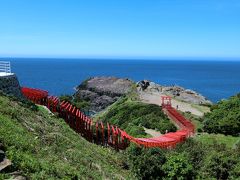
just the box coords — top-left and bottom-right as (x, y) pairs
(6, 58), (240, 103)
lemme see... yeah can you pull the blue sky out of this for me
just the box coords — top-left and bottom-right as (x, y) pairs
(0, 0), (240, 59)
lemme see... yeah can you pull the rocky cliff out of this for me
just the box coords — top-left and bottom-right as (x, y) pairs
(0, 74), (23, 98)
(137, 80), (212, 105)
(74, 77), (134, 113)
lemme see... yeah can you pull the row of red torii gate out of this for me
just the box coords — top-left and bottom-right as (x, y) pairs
(21, 87), (195, 150)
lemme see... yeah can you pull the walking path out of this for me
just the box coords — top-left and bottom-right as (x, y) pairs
(144, 127), (161, 137)
(139, 91), (204, 117)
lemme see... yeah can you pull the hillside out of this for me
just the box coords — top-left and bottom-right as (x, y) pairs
(74, 77), (134, 114)
(0, 93), (133, 179)
(97, 96), (176, 137)
(203, 93), (240, 136)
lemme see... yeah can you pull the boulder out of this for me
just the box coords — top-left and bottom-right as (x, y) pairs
(74, 77), (134, 114)
(0, 149), (11, 172)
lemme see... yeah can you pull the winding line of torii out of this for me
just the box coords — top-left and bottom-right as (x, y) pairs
(21, 87), (195, 150)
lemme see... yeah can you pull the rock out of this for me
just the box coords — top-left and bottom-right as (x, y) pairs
(0, 150), (11, 172)
(74, 77), (212, 114)
(137, 80), (212, 105)
(137, 80), (150, 91)
(162, 85), (212, 105)
(74, 77), (133, 114)
(75, 90), (99, 101)
(79, 77), (133, 97)
(0, 74), (23, 98)
(0, 150), (5, 162)
(8, 171), (27, 180)
(137, 80), (162, 93)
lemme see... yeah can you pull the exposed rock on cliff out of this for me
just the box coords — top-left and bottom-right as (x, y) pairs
(0, 74), (23, 98)
(0, 143), (11, 172)
(137, 80), (212, 105)
(74, 77), (134, 113)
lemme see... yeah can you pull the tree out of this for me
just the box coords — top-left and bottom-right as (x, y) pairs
(127, 145), (166, 180)
(203, 94), (240, 136)
(162, 152), (193, 180)
(59, 94), (73, 102)
(199, 150), (238, 180)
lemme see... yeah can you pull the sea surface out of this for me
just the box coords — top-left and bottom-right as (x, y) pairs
(5, 58), (240, 103)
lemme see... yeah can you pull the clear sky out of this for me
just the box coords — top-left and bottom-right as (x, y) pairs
(0, 0), (240, 59)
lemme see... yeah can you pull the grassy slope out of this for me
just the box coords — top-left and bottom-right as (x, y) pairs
(96, 94), (176, 137)
(195, 133), (240, 149)
(180, 110), (240, 149)
(0, 95), (133, 179)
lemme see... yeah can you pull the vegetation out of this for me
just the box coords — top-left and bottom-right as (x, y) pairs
(195, 133), (240, 149)
(99, 97), (176, 137)
(180, 111), (204, 132)
(0, 94), (133, 179)
(2, 86), (240, 179)
(127, 139), (240, 179)
(59, 94), (91, 114)
(203, 94), (240, 136)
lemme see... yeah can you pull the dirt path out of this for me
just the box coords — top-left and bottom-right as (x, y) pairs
(139, 91), (204, 117)
(144, 127), (161, 137)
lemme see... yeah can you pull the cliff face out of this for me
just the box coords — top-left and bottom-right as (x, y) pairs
(0, 74), (23, 98)
(74, 77), (134, 113)
(137, 80), (212, 105)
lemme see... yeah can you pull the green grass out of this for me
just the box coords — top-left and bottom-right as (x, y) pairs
(97, 96), (176, 137)
(0, 94), (134, 179)
(195, 133), (240, 149)
(180, 111), (204, 131)
(191, 104), (210, 114)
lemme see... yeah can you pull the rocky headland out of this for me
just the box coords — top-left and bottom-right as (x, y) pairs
(74, 77), (134, 113)
(137, 80), (212, 105)
(74, 77), (212, 115)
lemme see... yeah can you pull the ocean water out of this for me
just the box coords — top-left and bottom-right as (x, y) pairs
(6, 58), (240, 103)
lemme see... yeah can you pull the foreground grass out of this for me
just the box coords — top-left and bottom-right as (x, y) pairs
(0, 95), (133, 179)
(195, 133), (240, 149)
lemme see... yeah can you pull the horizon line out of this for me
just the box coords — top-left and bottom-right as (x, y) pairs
(1, 56), (240, 61)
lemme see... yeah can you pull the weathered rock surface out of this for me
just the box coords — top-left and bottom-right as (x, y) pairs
(0, 143), (11, 172)
(74, 77), (133, 113)
(0, 74), (23, 98)
(137, 80), (212, 105)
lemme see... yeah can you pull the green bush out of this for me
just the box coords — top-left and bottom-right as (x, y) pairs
(127, 145), (166, 179)
(59, 94), (73, 102)
(162, 152), (193, 180)
(127, 138), (240, 180)
(102, 97), (176, 136)
(198, 150), (239, 179)
(203, 94), (240, 136)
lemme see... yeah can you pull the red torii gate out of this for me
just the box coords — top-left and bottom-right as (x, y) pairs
(21, 87), (195, 150)
(161, 96), (172, 108)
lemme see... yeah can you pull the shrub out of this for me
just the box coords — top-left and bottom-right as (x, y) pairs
(102, 98), (176, 136)
(203, 94), (240, 136)
(127, 145), (166, 179)
(198, 150), (238, 179)
(162, 152), (193, 180)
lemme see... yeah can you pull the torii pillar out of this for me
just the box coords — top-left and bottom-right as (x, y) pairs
(161, 96), (172, 108)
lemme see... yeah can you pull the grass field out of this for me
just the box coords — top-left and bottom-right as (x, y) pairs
(195, 133), (240, 148)
(0, 94), (133, 179)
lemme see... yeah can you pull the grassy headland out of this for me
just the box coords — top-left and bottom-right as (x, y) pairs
(0, 94), (133, 179)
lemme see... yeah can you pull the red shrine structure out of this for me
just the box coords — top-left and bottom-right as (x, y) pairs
(161, 96), (172, 108)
